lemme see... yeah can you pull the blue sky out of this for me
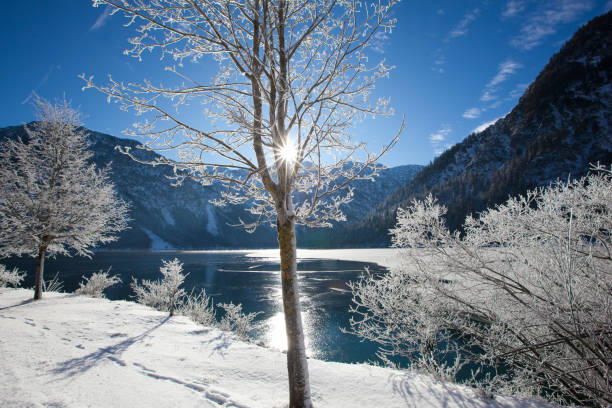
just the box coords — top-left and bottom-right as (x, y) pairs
(1, 0), (610, 167)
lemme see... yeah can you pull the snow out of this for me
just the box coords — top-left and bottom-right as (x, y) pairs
(161, 208), (175, 226)
(0, 288), (553, 408)
(141, 227), (175, 250)
(206, 204), (219, 236)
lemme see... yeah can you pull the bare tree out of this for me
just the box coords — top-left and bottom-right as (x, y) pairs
(349, 165), (612, 406)
(0, 97), (130, 300)
(82, 1), (401, 405)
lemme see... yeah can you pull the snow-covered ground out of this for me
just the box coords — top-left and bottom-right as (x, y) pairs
(0, 288), (552, 408)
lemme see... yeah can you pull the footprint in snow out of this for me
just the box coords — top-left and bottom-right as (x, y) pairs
(107, 356), (127, 366)
(133, 362), (156, 373)
(133, 366), (246, 408)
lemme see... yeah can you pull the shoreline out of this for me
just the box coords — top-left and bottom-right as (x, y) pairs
(93, 247), (401, 269)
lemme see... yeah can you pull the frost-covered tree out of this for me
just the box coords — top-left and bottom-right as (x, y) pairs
(82, 1), (401, 405)
(75, 268), (122, 298)
(0, 97), (130, 300)
(349, 165), (612, 406)
(131, 258), (187, 316)
(0, 265), (25, 288)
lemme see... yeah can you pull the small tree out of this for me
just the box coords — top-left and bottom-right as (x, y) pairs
(83, 1), (401, 405)
(0, 97), (130, 300)
(75, 268), (122, 298)
(131, 258), (187, 316)
(349, 165), (612, 406)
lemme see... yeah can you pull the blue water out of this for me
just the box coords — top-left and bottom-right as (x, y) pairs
(3, 250), (386, 364)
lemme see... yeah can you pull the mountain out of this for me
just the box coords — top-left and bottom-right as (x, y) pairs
(0, 125), (421, 249)
(344, 11), (612, 246)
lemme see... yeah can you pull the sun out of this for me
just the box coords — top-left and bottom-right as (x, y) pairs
(277, 138), (298, 165)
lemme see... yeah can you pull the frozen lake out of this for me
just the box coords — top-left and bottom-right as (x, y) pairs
(3, 249), (396, 364)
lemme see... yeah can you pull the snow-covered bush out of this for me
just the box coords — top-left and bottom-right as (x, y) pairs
(75, 268), (121, 298)
(179, 288), (216, 327)
(131, 258), (186, 316)
(349, 164), (612, 406)
(218, 302), (261, 341)
(0, 264), (24, 288)
(180, 292), (259, 340)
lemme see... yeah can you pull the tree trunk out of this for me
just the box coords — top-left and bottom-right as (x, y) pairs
(34, 246), (46, 300)
(277, 216), (312, 408)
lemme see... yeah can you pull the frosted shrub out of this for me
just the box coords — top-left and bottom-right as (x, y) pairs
(44, 272), (64, 293)
(129, 259), (258, 338)
(348, 267), (470, 382)
(218, 302), (261, 341)
(349, 164), (612, 406)
(0, 264), (24, 288)
(75, 268), (121, 298)
(131, 258), (186, 316)
(179, 289), (216, 327)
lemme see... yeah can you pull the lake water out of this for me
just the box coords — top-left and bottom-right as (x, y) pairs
(3, 250), (386, 364)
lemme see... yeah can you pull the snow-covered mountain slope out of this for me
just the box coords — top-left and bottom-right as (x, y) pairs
(347, 11), (612, 246)
(0, 288), (552, 408)
(0, 125), (421, 249)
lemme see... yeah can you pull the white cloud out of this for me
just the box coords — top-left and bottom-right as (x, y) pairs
(448, 8), (480, 39)
(91, 6), (113, 31)
(462, 107), (481, 119)
(606, 0), (612, 11)
(480, 90), (497, 102)
(429, 125), (453, 155)
(502, 0), (526, 18)
(511, 0), (594, 50)
(472, 116), (505, 134)
(429, 125), (451, 143)
(480, 59), (522, 102)
(487, 60), (522, 88)
(437, 9), (445, 15)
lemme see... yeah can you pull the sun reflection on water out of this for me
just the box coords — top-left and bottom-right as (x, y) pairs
(266, 311), (314, 355)
(265, 287), (314, 355)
